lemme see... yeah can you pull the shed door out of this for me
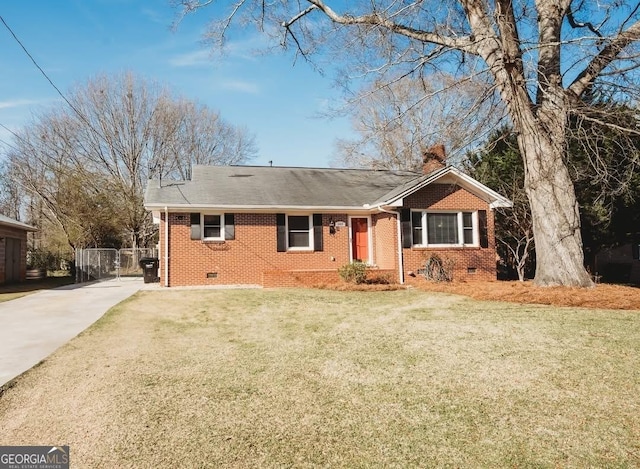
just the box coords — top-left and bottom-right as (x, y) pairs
(351, 218), (369, 263)
(5, 237), (21, 283)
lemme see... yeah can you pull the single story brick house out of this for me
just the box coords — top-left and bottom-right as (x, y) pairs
(0, 214), (37, 284)
(144, 152), (512, 287)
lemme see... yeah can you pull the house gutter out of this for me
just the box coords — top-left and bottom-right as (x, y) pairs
(164, 206), (169, 287)
(145, 203), (374, 213)
(375, 205), (404, 285)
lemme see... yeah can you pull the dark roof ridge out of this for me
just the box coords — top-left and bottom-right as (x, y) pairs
(192, 164), (420, 174)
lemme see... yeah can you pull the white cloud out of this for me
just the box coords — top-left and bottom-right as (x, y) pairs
(169, 50), (212, 67)
(140, 7), (167, 25)
(0, 99), (42, 110)
(223, 38), (264, 62)
(221, 80), (260, 94)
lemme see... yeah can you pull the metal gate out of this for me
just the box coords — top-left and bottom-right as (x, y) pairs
(75, 248), (157, 283)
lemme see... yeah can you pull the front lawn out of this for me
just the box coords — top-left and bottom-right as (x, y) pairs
(0, 289), (638, 467)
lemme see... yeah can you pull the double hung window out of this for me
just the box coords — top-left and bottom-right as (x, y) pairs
(190, 212), (235, 241)
(202, 214), (223, 240)
(287, 215), (312, 249)
(276, 213), (323, 252)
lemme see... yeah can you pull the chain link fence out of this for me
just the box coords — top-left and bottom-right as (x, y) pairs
(75, 248), (157, 283)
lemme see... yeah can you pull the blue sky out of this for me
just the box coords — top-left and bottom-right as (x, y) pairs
(0, 1), (352, 168)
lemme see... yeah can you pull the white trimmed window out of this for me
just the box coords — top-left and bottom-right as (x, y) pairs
(411, 211), (477, 246)
(287, 215), (313, 250)
(202, 214), (224, 241)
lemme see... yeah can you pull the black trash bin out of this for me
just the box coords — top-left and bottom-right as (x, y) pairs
(139, 257), (159, 283)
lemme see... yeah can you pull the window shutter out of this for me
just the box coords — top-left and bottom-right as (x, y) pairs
(400, 209), (412, 249)
(190, 212), (201, 240)
(632, 242), (640, 260)
(313, 214), (323, 251)
(276, 214), (286, 252)
(478, 210), (489, 248)
(224, 213), (235, 240)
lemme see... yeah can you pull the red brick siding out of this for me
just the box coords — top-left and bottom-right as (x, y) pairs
(158, 182), (497, 286)
(402, 184), (497, 283)
(161, 213), (353, 287)
(371, 212), (398, 270)
(0, 226), (29, 284)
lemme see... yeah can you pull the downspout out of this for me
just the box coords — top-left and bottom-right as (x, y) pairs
(376, 205), (404, 285)
(164, 206), (169, 287)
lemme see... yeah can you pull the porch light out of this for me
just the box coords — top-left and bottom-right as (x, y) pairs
(329, 218), (336, 235)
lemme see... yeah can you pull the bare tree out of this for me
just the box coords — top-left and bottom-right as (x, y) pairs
(177, 0), (640, 287)
(3, 72), (257, 250)
(0, 161), (23, 220)
(333, 74), (504, 170)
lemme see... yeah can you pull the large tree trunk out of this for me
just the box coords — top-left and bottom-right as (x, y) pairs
(516, 115), (594, 287)
(473, 0), (592, 287)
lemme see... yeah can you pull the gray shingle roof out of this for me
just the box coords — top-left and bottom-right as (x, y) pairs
(144, 164), (512, 210)
(144, 165), (422, 209)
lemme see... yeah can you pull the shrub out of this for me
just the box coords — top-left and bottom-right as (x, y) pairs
(366, 273), (392, 285)
(27, 248), (59, 271)
(423, 254), (455, 282)
(338, 261), (367, 284)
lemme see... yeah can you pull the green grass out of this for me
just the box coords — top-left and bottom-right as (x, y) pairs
(1, 288), (639, 467)
(0, 274), (74, 302)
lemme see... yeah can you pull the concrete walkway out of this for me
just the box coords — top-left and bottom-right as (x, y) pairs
(0, 278), (143, 387)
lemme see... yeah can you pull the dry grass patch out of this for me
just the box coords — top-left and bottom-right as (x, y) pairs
(0, 289), (639, 467)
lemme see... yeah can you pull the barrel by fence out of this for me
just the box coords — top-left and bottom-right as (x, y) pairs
(26, 268), (46, 280)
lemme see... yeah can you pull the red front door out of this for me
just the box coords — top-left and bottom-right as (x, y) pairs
(351, 218), (369, 263)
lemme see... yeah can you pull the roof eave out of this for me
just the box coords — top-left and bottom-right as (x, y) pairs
(379, 166), (513, 209)
(0, 221), (37, 231)
(489, 200), (514, 209)
(144, 203), (376, 213)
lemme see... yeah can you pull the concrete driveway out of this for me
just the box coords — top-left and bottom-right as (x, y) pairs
(0, 278), (143, 387)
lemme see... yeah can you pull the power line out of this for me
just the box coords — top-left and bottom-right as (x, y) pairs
(0, 121), (96, 195)
(0, 123), (23, 155)
(0, 14), (87, 122)
(0, 14), (112, 149)
(0, 122), (21, 142)
(0, 136), (19, 153)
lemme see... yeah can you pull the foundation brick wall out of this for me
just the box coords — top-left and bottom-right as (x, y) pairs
(402, 184), (497, 283)
(0, 226), (29, 284)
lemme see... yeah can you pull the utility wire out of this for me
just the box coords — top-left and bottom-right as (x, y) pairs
(0, 14), (112, 151)
(0, 122), (22, 142)
(0, 135), (19, 152)
(0, 14), (86, 122)
(0, 122), (73, 177)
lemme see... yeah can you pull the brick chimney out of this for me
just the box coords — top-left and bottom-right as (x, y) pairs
(422, 144), (446, 174)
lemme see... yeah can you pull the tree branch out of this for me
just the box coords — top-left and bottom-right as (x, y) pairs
(305, 0), (479, 53)
(282, 4), (318, 29)
(569, 20), (640, 98)
(566, 6), (603, 38)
